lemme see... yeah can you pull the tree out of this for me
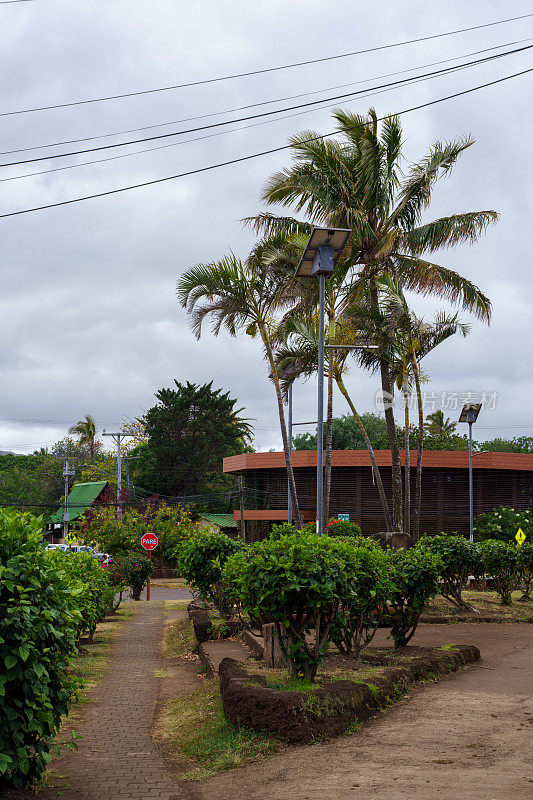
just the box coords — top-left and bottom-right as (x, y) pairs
(293, 413), (390, 451)
(426, 410), (457, 437)
(252, 108), (495, 531)
(68, 414), (98, 459)
(133, 381), (251, 500)
(177, 256), (304, 527)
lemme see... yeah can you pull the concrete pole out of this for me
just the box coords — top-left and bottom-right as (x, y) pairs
(287, 381), (293, 524)
(62, 459), (70, 541)
(316, 271), (326, 536)
(116, 434), (122, 521)
(468, 418), (474, 542)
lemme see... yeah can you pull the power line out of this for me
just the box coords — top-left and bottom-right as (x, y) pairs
(3, 12), (532, 117)
(4, 37), (529, 158)
(0, 61), (497, 185)
(0, 66), (530, 220)
(2, 45), (530, 169)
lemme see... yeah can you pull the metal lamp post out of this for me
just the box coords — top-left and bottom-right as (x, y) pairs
(296, 227), (350, 536)
(459, 402), (482, 542)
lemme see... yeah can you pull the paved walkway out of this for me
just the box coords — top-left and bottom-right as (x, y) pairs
(31, 603), (193, 800)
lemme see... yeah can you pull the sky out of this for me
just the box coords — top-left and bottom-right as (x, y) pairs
(0, 0), (532, 454)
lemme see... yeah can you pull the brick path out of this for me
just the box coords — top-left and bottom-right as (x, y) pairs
(34, 603), (189, 800)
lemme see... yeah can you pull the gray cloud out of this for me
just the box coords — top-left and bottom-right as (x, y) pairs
(1, 0), (532, 453)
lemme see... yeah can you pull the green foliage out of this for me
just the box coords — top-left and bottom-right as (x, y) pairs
(387, 548), (441, 648)
(479, 436), (533, 454)
(293, 413), (389, 451)
(132, 381), (252, 499)
(177, 530), (243, 614)
(326, 519), (363, 539)
(517, 542), (533, 600)
(224, 533), (374, 680)
(478, 540), (521, 605)
(117, 553), (153, 601)
(417, 534), (481, 609)
(474, 506), (532, 544)
(79, 501), (197, 570)
(46, 551), (115, 639)
(269, 522), (298, 539)
(0, 510), (80, 787)
(330, 545), (392, 658)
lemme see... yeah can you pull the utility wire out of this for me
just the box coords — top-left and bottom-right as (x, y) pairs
(2, 44), (530, 169)
(2, 12), (532, 116)
(0, 66), (530, 220)
(0, 63), (494, 184)
(3, 37), (529, 157)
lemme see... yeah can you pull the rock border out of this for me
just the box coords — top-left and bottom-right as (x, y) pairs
(219, 644), (480, 744)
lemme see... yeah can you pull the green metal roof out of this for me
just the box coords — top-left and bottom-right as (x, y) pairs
(200, 513), (237, 529)
(49, 481), (108, 524)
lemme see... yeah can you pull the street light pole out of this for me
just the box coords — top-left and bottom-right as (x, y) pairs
(316, 270), (326, 535)
(295, 227), (350, 538)
(459, 403), (482, 542)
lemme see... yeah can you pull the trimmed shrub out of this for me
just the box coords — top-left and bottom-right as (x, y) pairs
(270, 522), (298, 539)
(326, 519), (363, 539)
(417, 534), (481, 610)
(474, 506), (532, 544)
(330, 545), (392, 658)
(119, 553), (153, 601)
(224, 533), (371, 680)
(46, 550), (115, 639)
(388, 548), (441, 648)
(517, 542), (533, 601)
(478, 540), (521, 605)
(176, 530), (243, 614)
(0, 510), (80, 787)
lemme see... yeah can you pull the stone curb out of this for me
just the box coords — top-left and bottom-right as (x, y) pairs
(219, 644), (481, 744)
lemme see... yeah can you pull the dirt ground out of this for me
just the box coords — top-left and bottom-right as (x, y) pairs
(194, 623), (533, 800)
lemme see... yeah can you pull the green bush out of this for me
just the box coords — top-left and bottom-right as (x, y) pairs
(417, 535), (481, 610)
(330, 545), (392, 658)
(224, 533), (370, 680)
(326, 519), (363, 539)
(0, 510), (81, 787)
(176, 531), (243, 614)
(119, 553), (153, 600)
(478, 540), (521, 605)
(387, 548), (441, 648)
(270, 522), (298, 539)
(517, 542), (533, 600)
(46, 550), (115, 639)
(474, 506), (532, 544)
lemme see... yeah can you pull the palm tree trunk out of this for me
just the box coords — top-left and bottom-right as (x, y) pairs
(323, 366), (334, 528)
(410, 355), (424, 542)
(261, 326), (303, 529)
(370, 282), (403, 531)
(403, 388), (411, 536)
(336, 376), (392, 532)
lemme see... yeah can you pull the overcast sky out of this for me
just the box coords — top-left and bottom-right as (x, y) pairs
(0, 0), (532, 454)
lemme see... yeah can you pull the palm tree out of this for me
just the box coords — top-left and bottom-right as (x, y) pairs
(69, 414), (98, 459)
(249, 108), (495, 531)
(350, 276), (470, 539)
(426, 409), (458, 437)
(176, 254), (303, 528)
(275, 315), (392, 531)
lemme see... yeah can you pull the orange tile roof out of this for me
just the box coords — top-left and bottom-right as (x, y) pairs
(223, 449), (533, 473)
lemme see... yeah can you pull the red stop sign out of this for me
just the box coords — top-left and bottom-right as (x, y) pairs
(141, 533), (158, 551)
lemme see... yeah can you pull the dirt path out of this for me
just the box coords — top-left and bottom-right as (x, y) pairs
(197, 623), (533, 800)
(11, 602), (201, 800)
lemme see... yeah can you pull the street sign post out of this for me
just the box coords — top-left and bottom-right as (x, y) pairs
(141, 533), (158, 601)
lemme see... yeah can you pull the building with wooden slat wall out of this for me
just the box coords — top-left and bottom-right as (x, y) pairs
(223, 450), (533, 537)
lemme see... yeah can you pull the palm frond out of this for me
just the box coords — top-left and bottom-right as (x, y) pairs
(402, 211), (499, 254)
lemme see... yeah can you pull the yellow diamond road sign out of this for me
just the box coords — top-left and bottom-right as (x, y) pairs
(515, 528), (526, 545)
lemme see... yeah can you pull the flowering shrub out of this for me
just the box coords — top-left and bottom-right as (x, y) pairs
(119, 554), (153, 600)
(387, 548), (441, 648)
(474, 506), (532, 544)
(326, 519), (363, 539)
(79, 502), (199, 569)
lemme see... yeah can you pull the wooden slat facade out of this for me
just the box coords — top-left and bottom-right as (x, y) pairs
(223, 450), (533, 537)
